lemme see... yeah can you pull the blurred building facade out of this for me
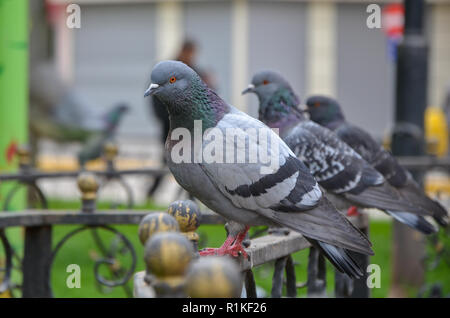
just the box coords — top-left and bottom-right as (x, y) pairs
(37, 0), (450, 143)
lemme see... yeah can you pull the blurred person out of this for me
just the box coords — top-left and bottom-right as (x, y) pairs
(147, 39), (215, 198)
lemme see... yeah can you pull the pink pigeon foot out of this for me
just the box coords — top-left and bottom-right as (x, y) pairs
(199, 226), (250, 260)
(347, 206), (359, 217)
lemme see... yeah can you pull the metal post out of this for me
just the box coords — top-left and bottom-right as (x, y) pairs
(0, 0), (29, 210)
(392, 0), (428, 157)
(271, 256), (288, 298)
(284, 255), (297, 297)
(349, 226), (370, 298)
(307, 247), (327, 297)
(22, 226), (53, 297)
(391, 0), (428, 295)
(244, 269), (257, 298)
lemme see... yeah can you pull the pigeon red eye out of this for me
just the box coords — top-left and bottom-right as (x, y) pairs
(169, 76), (177, 83)
(263, 80), (269, 85)
(314, 102), (321, 107)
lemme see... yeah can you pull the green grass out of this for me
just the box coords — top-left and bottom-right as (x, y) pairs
(1, 199), (449, 297)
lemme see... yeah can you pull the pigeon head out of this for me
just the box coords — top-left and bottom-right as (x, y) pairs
(243, 71), (292, 100)
(145, 60), (228, 130)
(243, 71), (302, 123)
(145, 60), (200, 104)
(305, 95), (345, 126)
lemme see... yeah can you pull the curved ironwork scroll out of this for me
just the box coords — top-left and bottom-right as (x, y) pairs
(48, 225), (137, 297)
(98, 176), (134, 209)
(3, 181), (48, 211)
(0, 229), (13, 294)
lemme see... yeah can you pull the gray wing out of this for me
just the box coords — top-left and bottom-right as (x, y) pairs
(284, 121), (384, 194)
(202, 111), (322, 213)
(285, 121), (429, 216)
(335, 123), (448, 224)
(334, 123), (408, 187)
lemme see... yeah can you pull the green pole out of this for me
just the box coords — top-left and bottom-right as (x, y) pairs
(0, 0), (28, 210)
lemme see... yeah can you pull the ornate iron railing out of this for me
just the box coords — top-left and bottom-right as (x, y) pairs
(0, 144), (169, 211)
(132, 207), (369, 298)
(1, 145), (445, 298)
(0, 187), (224, 297)
(0, 170), (369, 298)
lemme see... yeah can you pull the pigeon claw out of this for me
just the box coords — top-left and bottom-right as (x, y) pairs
(347, 206), (359, 217)
(199, 243), (249, 260)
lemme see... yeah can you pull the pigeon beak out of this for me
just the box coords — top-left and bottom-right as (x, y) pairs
(144, 83), (160, 97)
(242, 84), (255, 95)
(298, 104), (309, 113)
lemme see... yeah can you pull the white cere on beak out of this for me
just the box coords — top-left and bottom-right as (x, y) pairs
(144, 83), (160, 97)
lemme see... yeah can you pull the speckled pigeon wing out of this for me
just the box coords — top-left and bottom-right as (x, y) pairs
(284, 121), (384, 195)
(200, 109), (323, 214)
(334, 123), (408, 187)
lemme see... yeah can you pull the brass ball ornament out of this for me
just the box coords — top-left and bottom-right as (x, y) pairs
(185, 256), (242, 298)
(103, 141), (119, 161)
(138, 212), (180, 245)
(167, 200), (201, 241)
(77, 172), (99, 200)
(16, 144), (31, 166)
(144, 232), (194, 285)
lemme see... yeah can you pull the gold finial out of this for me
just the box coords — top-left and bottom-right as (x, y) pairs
(144, 232), (194, 297)
(138, 212), (179, 245)
(185, 256), (242, 298)
(16, 144), (31, 166)
(77, 172), (99, 201)
(167, 200), (201, 243)
(103, 141), (119, 162)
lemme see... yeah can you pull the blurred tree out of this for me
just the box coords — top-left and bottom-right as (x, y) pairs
(0, 0), (29, 210)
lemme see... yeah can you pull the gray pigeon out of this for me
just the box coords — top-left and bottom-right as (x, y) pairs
(243, 71), (437, 234)
(144, 61), (374, 278)
(305, 95), (449, 227)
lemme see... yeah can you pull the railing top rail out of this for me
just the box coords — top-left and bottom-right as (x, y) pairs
(0, 155), (449, 181)
(0, 209), (366, 230)
(0, 167), (170, 181)
(240, 231), (310, 270)
(397, 156), (450, 169)
(0, 209), (225, 228)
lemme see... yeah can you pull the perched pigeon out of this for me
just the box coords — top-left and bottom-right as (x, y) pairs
(144, 61), (374, 278)
(243, 71), (437, 234)
(305, 95), (449, 227)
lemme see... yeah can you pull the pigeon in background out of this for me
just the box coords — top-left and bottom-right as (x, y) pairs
(30, 64), (126, 143)
(77, 103), (129, 167)
(144, 60), (373, 278)
(243, 71), (437, 234)
(305, 95), (449, 227)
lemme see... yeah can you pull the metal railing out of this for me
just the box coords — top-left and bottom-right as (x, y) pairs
(0, 144), (169, 210)
(1, 145), (446, 298)
(0, 173), (223, 297)
(132, 205), (369, 298)
(0, 169), (370, 298)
